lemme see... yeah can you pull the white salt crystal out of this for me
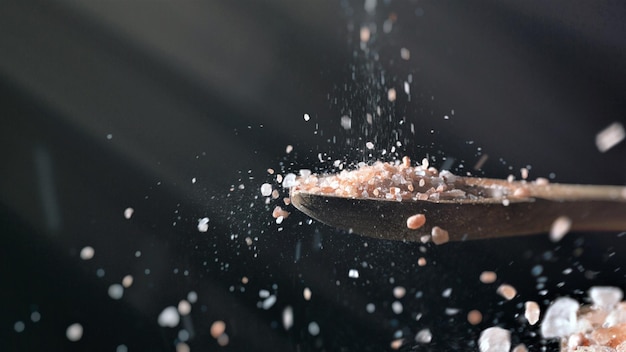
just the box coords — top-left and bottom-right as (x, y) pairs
(262, 295), (276, 310)
(80, 246), (95, 260)
(348, 269), (359, 278)
(66, 323), (83, 342)
(282, 306), (294, 330)
(589, 286), (623, 309)
(122, 275), (133, 288)
(197, 217), (209, 232)
(260, 183), (272, 196)
(158, 306), (180, 327)
(415, 328), (432, 343)
(388, 88), (397, 102)
(304, 113), (310, 121)
(596, 122), (625, 152)
(303, 287), (312, 301)
(478, 327), (511, 352)
(524, 301), (540, 325)
(282, 173), (298, 188)
(392, 301), (403, 314)
(366, 141), (374, 150)
(108, 284), (124, 300)
(178, 300), (191, 316)
(285, 145), (293, 154)
(124, 207), (134, 219)
(308, 321), (320, 336)
(341, 115), (352, 130)
(400, 47), (410, 60)
(550, 216), (572, 242)
(540, 297), (579, 338)
(393, 286), (406, 299)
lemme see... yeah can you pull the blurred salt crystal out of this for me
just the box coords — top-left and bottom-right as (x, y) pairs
(366, 141), (374, 150)
(524, 301), (540, 325)
(415, 328), (432, 343)
(304, 113), (310, 121)
(285, 145), (293, 154)
(262, 295), (276, 310)
(348, 269), (359, 278)
(66, 323), (83, 342)
(512, 344), (528, 352)
(303, 287), (312, 301)
(589, 286), (623, 309)
(478, 327), (511, 352)
(124, 207), (134, 219)
(391, 301), (403, 314)
(158, 306), (180, 327)
(497, 284), (517, 301)
(308, 321), (320, 336)
(596, 122), (625, 152)
(360, 26), (371, 42)
(108, 284), (124, 300)
(604, 303), (626, 327)
(400, 47), (410, 60)
(388, 88), (397, 102)
(340, 116), (352, 130)
(122, 275), (133, 288)
(550, 216), (572, 242)
(540, 297), (579, 338)
(197, 217), (209, 232)
(364, 0), (376, 14)
(282, 173), (298, 188)
(282, 306), (293, 330)
(178, 300), (191, 316)
(393, 286), (406, 299)
(80, 246), (95, 260)
(299, 169), (311, 178)
(260, 183), (272, 196)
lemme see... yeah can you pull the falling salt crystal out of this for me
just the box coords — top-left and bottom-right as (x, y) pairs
(496, 284), (517, 301)
(480, 271), (497, 284)
(282, 173), (297, 188)
(415, 328), (432, 343)
(589, 286), (623, 309)
(303, 287), (312, 301)
(524, 301), (540, 325)
(520, 167), (529, 180)
(108, 284), (124, 300)
(360, 27), (371, 43)
(282, 306), (294, 330)
(124, 207), (134, 219)
(549, 216), (572, 242)
(304, 113), (310, 121)
(390, 339), (403, 350)
(431, 226), (449, 245)
(178, 300), (191, 316)
(308, 321), (320, 336)
(400, 47), (410, 60)
(478, 327), (511, 352)
(366, 303), (375, 313)
(366, 141), (374, 150)
(404, 81), (410, 95)
(122, 275), (133, 288)
(393, 286), (406, 299)
(191, 177), (196, 184)
(80, 246), (95, 260)
(260, 183), (272, 196)
(66, 323), (83, 342)
(540, 297), (579, 338)
(285, 145), (293, 154)
(392, 301), (403, 314)
(388, 88), (397, 102)
(197, 217), (209, 232)
(442, 288), (452, 298)
(299, 169), (311, 178)
(512, 344), (528, 352)
(341, 115), (352, 129)
(348, 269), (359, 278)
(158, 306), (180, 327)
(467, 310), (483, 325)
(262, 295), (277, 310)
(596, 122), (625, 152)
(210, 320), (226, 338)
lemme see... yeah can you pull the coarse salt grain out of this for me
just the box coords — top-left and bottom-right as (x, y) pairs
(304, 113), (310, 121)
(210, 320), (226, 338)
(390, 339), (403, 350)
(108, 284), (124, 300)
(272, 206), (290, 219)
(158, 306), (180, 328)
(388, 88), (397, 102)
(415, 328), (432, 343)
(524, 301), (540, 325)
(520, 167), (529, 180)
(178, 300), (191, 316)
(197, 217), (209, 232)
(480, 271), (497, 284)
(406, 214), (426, 230)
(285, 145), (293, 154)
(431, 226), (449, 245)
(468, 309), (483, 325)
(122, 275), (133, 288)
(418, 257), (427, 266)
(393, 286), (406, 299)
(478, 327), (511, 352)
(596, 122), (625, 153)
(80, 246), (95, 260)
(366, 141), (374, 150)
(260, 183), (272, 196)
(303, 287), (312, 301)
(124, 207), (134, 219)
(360, 26), (370, 42)
(497, 284), (517, 301)
(550, 216), (572, 242)
(400, 47), (410, 60)
(282, 306), (294, 330)
(66, 323), (84, 342)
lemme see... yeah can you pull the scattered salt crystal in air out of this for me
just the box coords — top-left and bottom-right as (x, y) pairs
(340, 115), (352, 130)
(366, 141), (374, 150)
(467, 309), (483, 325)
(524, 301), (540, 325)
(176, 342), (190, 352)
(303, 287), (312, 301)
(80, 246), (95, 260)
(589, 286), (623, 309)
(418, 257), (427, 266)
(478, 327), (511, 352)
(388, 88), (397, 102)
(216, 334), (229, 346)
(400, 47), (410, 60)
(421, 158), (429, 168)
(596, 122), (625, 152)
(431, 226), (449, 245)
(282, 306), (294, 330)
(393, 286), (406, 299)
(210, 320), (226, 338)
(520, 167), (529, 180)
(540, 297), (579, 338)
(122, 275), (133, 288)
(364, 0), (377, 13)
(442, 288), (452, 298)
(360, 27), (371, 42)
(191, 177), (196, 184)
(406, 214), (426, 230)
(197, 217), (209, 232)
(285, 145), (293, 154)
(282, 173), (297, 188)
(497, 284), (517, 300)
(299, 169), (311, 178)
(390, 339), (403, 350)
(366, 303), (375, 313)
(262, 295), (277, 310)
(549, 216), (572, 242)
(308, 321), (320, 336)
(348, 269), (359, 278)
(480, 271), (497, 284)
(66, 323), (84, 342)
(404, 81), (410, 95)
(512, 344), (528, 352)
(108, 284), (124, 300)
(392, 301), (403, 314)
(158, 306), (180, 327)
(260, 183), (272, 196)
(415, 328), (432, 343)
(304, 113), (310, 121)
(178, 300), (191, 316)
(124, 207), (134, 219)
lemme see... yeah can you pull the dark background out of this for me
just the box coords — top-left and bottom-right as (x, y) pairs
(1, 1), (625, 351)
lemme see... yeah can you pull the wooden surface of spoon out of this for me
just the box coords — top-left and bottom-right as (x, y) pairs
(290, 177), (626, 242)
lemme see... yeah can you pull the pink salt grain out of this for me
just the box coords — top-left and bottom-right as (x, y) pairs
(406, 214), (426, 230)
(467, 309), (483, 325)
(210, 320), (226, 338)
(497, 284), (517, 301)
(480, 271), (497, 284)
(431, 226), (449, 245)
(524, 301), (540, 325)
(272, 206), (290, 219)
(418, 257), (427, 266)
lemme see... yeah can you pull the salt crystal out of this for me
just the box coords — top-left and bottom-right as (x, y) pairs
(158, 306), (180, 327)
(299, 169), (311, 178)
(80, 246), (95, 260)
(524, 301), (540, 325)
(520, 167), (529, 180)
(366, 141), (374, 150)
(390, 339), (403, 350)
(197, 217), (209, 232)
(108, 284), (124, 300)
(550, 216), (572, 242)
(418, 257), (427, 266)
(308, 321), (320, 336)
(406, 214), (426, 230)
(431, 226), (449, 245)
(187, 291), (198, 303)
(282, 306), (294, 330)
(282, 173), (297, 188)
(442, 288), (452, 298)
(262, 295), (276, 310)
(304, 113), (310, 121)
(360, 26), (371, 42)
(393, 286), (406, 299)
(216, 333), (229, 346)
(348, 269), (359, 278)
(400, 47), (410, 60)
(589, 286), (624, 309)
(512, 344), (528, 352)
(392, 301), (403, 314)
(478, 327), (511, 352)
(540, 297), (579, 338)
(303, 287), (312, 301)
(415, 328), (432, 343)
(124, 207), (134, 219)
(178, 300), (191, 316)
(210, 320), (226, 338)
(596, 122), (625, 153)
(260, 183), (272, 196)
(66, 323), (83, 342)
(497, 284), (517, 301)
(404, 81), (410, 95)
(285, 145), (293, 154)
(467, 309), (483, 325)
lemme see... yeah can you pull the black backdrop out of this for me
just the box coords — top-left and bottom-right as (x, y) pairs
(1, 1), (626, 351)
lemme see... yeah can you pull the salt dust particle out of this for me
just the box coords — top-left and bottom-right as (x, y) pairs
(106, 133), (113, 140)
(108, 284), (124, 300)
(393, 286), (406, 299)
(178, 300), (191, 316)
(431, 226), (449, 245)
(30, 311), (41, 322)
(210, 320), (226, 338)
(176, 342), (190, 352)
(242, 276), (249, 284)
(400, 47), (410, 60)
(124, 207), (134, 219)
(66, 323), (83, 342)
(122, 275), (133, 288)
(285, 145), (293, 154)
(415, 328), (432, 343)
(157, 306), (180, 327)
(392, 301), (403, 314)
(259, 289), (270, 298)
(216, 333), (229, 346)
(550, 216), (572, 242)
(366, 141), (374, 150)
(303, 287), (312, 301)
(366, 303), (375, 313)
(418, 257), (427, 266)
(304, 113), (310, 121)
(497, 284), (517, 300)
(404, 81), (410, 95)
(360, 26), (371, 42)
(596, 122), (625, 152)
(80, 246), (95, 260)
(467, 309), (483, 325)
(187, 291), (198, 303)
(348, 269), (359, 278)
(282, 306), (294, 330)
(191, 177), (196, 184)
(260, 183), (272, 196)
(478, 327), (511, 352)
(388, 88), (397, 102)
(524, 301), (540, 325)
(14, 321), (25, 333)
(406, 214), (426, 230)
(197, 217), (209, 232)
(480, 271), (497, 284)
(390, 339), (403, 350)
(262, 295), (277, 309)
(512, 344), (528, 352)
(308, 321), (320, 336)
(442, 288), (452, 298)
(340, 115), (352, 130)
